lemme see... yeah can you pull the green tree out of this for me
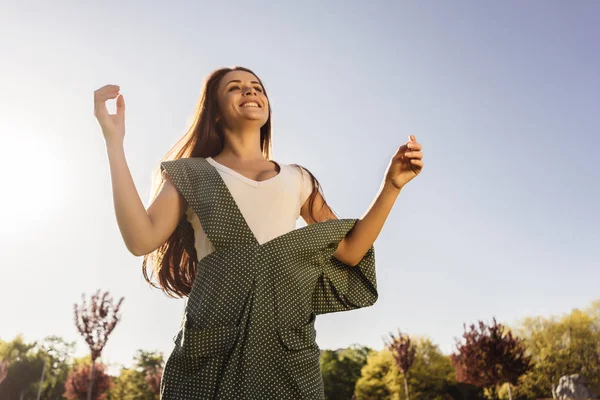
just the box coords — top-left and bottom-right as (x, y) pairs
(107, 368), (153, 400)
(384, 330), (416, 400)
(321, 344), (373, 400)
(354, 348), (396, 400)
(515, 305), (600, 399)
(106, 349), (164, 400)
(408, 339), (456, 400)
(355, 337), (455, 400)
(132, 350), (163, 371)
(0, 335), (45, 399)
(37, 336), (77, 400)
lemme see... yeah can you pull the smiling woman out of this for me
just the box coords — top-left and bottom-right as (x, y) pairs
(94, 65), (422, 399)
(0, 123), (68, 235)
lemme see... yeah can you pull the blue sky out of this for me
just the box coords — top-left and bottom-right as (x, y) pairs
(1, 0), (598, 371)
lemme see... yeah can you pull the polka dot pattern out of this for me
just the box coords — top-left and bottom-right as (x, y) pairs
(158, 157), (378, 399)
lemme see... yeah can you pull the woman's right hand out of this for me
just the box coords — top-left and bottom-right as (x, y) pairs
(94, 84), (125, 145)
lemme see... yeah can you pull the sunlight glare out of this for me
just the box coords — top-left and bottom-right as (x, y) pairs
(0, 122), (69, 235)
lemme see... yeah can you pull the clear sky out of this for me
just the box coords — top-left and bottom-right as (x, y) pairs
(1, 0), (598, 371)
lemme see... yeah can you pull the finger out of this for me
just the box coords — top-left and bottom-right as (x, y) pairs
(94, 92), (120, 115)
(405, 151), (423, 159)
(96, 84), (120, 93)
(95, 90), (120, 103)
(116, 94), (126, 117)
(394, 145), (406, 157)
(410, 159), (424, 166)
(94, 86), (120, 105)
(94, 84), (120, 98)
(93, 96), (108, 118)
(94, 87), (121, 116)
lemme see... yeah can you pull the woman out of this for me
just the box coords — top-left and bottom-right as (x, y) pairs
(94, 66), (424, 399)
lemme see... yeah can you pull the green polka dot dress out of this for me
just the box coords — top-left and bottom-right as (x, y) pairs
(159, 157), (378, 399)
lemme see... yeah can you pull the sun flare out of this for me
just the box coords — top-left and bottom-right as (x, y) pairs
(0, 122), (68, 235)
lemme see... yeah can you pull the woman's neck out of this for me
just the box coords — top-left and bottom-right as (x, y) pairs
(218, 127), (265, 161)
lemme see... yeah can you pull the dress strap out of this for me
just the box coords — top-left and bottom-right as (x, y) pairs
(160, 157), (258, 251)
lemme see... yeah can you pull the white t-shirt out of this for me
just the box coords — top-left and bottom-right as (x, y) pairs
(185, 157), (314, 262)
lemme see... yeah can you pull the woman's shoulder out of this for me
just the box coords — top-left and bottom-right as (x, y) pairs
(162, 157), (208, 166)
(280, 163), (311, 183)
(283, 161), (310, 174)
(282, 162), (313, 194)
(160, 157), (211, 179)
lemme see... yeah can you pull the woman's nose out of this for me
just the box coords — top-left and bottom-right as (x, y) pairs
(243, 86), (257, 95)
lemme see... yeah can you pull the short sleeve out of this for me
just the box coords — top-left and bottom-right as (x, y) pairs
(298, 166), (314, 207)
(309, 221), (378, 315)
(159, 159), (198, 262)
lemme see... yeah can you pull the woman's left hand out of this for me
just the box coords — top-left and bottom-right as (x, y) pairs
(384, 134), (424, 190)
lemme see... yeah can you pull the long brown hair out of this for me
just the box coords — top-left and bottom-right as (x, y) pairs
(142, 66), (337, 298)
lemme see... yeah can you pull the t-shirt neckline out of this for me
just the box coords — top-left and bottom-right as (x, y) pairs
(206, 157), (283, 187)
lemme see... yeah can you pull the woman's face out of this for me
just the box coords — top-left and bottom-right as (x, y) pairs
(216, 70), (269, 128)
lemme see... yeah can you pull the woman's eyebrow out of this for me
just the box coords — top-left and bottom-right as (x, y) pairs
(225, 79), (262, 86)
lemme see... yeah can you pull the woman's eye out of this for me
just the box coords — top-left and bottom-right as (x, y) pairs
(228, 85), (263, 93)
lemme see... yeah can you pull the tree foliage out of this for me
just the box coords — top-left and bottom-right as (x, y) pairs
(450, 317), (531, 396)
(106, 349), (164, 400)
(355, 337), (455, 400)
(321, 344), (373, 400)
(74, 290), (124, 400)
(0, 335), (45, 399)
(37, 336), (77, 400)
(513, 306), (600, 399)
(384, 329), (417, 400)
(64, 362), (112, 400)
(73, 290), (124, 363)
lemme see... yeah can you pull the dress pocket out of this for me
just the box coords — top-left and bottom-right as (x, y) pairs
(163, 320), (241, 399)
(181, 320), (240, 358)
(277, 316), (319, 351)
(277, 314), (324, 398)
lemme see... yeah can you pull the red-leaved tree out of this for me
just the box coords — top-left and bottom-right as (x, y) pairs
(64, 362), (112, 400)
(384, 329), (417, 400)
(145, 365), (163, 396)
(73, 290), (124, 400)
(450, 317), (531, 400)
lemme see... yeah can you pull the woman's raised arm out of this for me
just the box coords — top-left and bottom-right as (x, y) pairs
(95, 84), (187, 256)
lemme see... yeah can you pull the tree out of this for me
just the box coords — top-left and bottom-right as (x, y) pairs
(354, 348), (396, 400)
(0, 360), (7, 385)
(320, 345), (373, 400)
(406, 339), (456, 400)
(0, 335), (45, 400)
(106, 350), (164, 400)
(73, 290), (124, 400)
(64, 361), (112, 400)
(107, 368), (150, 400)
(355, 337), (456, 400)
(37, 336), (77, 400)
(136, 349), (163, 397)
(384, 329), (417, 400)
(516, 305), (600, 399)
(450, 318), (531, 400)
(145, 365), (162, 396)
